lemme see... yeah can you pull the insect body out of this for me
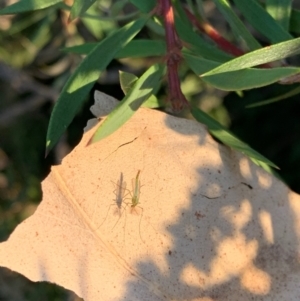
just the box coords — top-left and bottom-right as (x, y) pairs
(130, 170), (141, 211)
(123, 170), (144, 243)
(101, 170), (145, 244)
(99, 173), (127, 229)
(114, 173), (127, 216)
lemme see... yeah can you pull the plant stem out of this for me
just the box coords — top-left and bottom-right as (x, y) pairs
(154, 0), (189, 112)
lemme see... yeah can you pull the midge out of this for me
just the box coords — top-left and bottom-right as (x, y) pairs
(113, 173), (127, 216)
(126, 169), (145, 244)
(100, 170), (145, 243)
(98, 173), (127, 228)
(129, 170), (141, 212)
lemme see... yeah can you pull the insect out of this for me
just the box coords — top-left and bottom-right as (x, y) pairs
(126, 170), (145, 243)
(101, 170), (145, 244)
(113, 173), (127, 216)
(98, 173), (127, 229)
(130, 170), (141, 211)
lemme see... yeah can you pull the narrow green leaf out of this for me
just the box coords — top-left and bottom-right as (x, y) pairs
(174, 0), (233, 62)
(69, 0), (97, 21)
(0, 0), (62, 14)
(174, 0), (195, 25)
(202, 68), (300, 91)
(119, 71), (162, 108)
(119, 71), (138, 94)
(246, 86), (300, 108)
(212, 0), (261, 51)
(232, 0), (293, 43)
(191, 106), (278, 169)
(62, 39), (166, 58)
(46, 17), (147, 154)
(111, 0), (128, 17)
(201, 37), (300, 76)
(184, 53), (300, 91)
(61, 43), (97, 55)
(249, 159), (277, 175)
(142, 96), (162, 109)
(266, 0), (292, 30)
(176, 17), (233, 62)
(145, 18), (165, 36)
(129, 0), (156, 13)
(81, 3), (116, 39)
(183, 52), (219, 73)
(90, 64), (164, 143)
(116, 39), (166, 58)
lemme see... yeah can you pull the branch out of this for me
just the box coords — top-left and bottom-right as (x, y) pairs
(153, 0), (189, 112)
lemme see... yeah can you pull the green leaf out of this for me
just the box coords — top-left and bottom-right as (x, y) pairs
(175, 17), (233, 62)
(203, 68), (300, 91)
(116, 39), (165, 58)
(81, 4), (116, 39)
(174, 0), (233, 62)
(145, 18), (165, 36)
(62, 39), (166, 58)
(142, 96), (162, 109)
(232, 0), (293, 43)
(90, 64), (164, 143)
(173, 0), (195, 26)
(184, 53), (300, 91)
(203, 67), (300, 91)
(129, 0), (156, 13)
(246, 86), (300, 108)
(212, 0), (261, 51)
(69, 0), (97, 21)
(290, 8), (300, 34)
(266, 0), (292, 30)
(191, 106), (279, 169)
(111, 0), (128, 17)
(46, 17), (147, 154)
(201, 37), (300, 76)
(119, 71), (162, 108)
(0, 0), (62, 14)
(61, 43), (100, 55)
(183, 52), (219, 73)
(119, 71), (138, 94)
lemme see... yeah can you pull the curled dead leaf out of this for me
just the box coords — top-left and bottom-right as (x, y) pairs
(0, 91), (299, 300)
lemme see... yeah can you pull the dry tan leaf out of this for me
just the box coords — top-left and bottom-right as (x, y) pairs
(0, 91), (300, 301)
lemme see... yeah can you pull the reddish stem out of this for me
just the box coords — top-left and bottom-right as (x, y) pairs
(184, 8), (245, 57)
(154, 0), (189, 112)
(184, 7), (272, 68)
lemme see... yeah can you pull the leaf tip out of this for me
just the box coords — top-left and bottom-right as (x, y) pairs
(45, 140), (52, 158)
(86, 135), (96, 147)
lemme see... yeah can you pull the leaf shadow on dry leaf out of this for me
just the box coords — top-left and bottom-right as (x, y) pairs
(0, 91), (299, 301)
